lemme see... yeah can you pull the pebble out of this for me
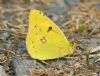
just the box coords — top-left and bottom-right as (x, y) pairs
(64, 0), (81, 6)
(12, 58), (44, 76)
(0, 65), (7, 76)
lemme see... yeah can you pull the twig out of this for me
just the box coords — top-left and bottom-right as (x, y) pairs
(90, 46), (100, 53)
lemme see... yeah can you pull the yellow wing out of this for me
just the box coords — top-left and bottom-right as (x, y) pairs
(26, 9), (73, 60)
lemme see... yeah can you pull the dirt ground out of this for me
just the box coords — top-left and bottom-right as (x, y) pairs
(0, 0), (100, 76)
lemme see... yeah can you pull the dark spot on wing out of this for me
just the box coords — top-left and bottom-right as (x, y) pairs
(35, 25), (37, 28)
(39, 11), (46, 16)
(47, 26), (52, 32)
(32, 41), (34, 48)
(32, 41), (34, 43)
(39, 11), (44, 16)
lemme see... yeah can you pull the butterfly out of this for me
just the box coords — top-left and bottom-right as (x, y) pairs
(26, 9), (74, 60)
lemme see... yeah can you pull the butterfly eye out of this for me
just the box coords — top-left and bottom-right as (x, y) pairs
(47, 26), (52, 32)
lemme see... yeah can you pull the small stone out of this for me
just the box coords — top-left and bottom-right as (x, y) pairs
(64, 0), (81, 6)
(12, 58), (44, 76)
(0, 65), (7, 76)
